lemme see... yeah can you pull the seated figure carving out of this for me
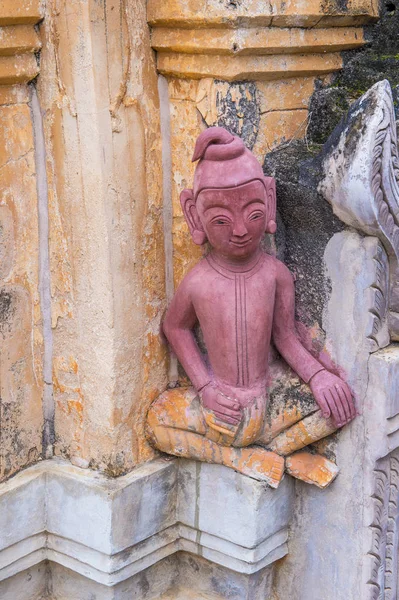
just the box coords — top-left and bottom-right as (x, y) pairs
(147, 127), (355, 489)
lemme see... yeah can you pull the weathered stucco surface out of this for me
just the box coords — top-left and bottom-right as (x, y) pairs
(0, 2), (44, 482)
(36, 0), (167, 474)
(0, 88), (43, 481)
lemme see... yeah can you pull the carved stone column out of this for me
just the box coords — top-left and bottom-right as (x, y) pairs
(36, 0), (168, 474)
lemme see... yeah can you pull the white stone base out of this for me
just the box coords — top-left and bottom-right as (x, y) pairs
(0, 563), (48, 600)
(0, 458), (294, 599)
(0, 554), (274, 600)
(45, 553), (274, 600)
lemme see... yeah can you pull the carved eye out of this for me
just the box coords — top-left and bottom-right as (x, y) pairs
(249, 212), (263, 221)
(213, 218), (229, 225)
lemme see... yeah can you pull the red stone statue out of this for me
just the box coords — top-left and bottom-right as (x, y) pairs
(147, 127), (355, 488)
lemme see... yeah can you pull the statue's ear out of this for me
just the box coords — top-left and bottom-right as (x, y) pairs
(180, 189), (207, 245)
(264, 176), (277, 234)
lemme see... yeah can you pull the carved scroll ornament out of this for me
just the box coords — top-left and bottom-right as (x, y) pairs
(319, 80), (399, 339)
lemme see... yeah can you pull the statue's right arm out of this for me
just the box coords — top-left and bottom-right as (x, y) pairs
(162, 277), (211, 393)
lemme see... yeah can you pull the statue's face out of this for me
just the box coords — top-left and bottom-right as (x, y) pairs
(196, 180), (267, 260)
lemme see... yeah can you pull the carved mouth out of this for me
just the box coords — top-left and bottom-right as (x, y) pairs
(230, 238), (252, 247)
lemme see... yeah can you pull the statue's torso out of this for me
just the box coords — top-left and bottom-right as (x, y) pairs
(191, 253), (276, 394)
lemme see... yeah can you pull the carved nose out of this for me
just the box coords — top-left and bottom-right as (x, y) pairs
(232, 220), (248, 237)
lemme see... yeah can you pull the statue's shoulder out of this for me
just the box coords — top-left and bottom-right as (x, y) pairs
(262, 253), (293, 282)
(261, 252), (280, 270)
(176, 257), (212, 292)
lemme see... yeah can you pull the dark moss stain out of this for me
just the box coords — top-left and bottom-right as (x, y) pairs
(337, 50), (399, 115)
(0, 290), (14, 331)
(263, 140), (344, 330)
(214, 81), (260, 150)
(266, 379), (318, 427)
(321, 0), (348, 13)
(42, 409), (55, 457)
(137, 573), (150, 596)
(1, 400), (31, 478)
(187, 556), (200, 572)
(100, 460), (131, 478)
(312, 434), (338, 461)
(56, 443), (131, 478)
(211, 575), (242, 598)
(364, 0), (399, 53)
(309, 0), (399, 146)
(307, 88), (350, 145)
(315, 91), (377, 177)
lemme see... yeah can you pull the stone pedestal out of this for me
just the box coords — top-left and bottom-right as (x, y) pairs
(0, 458), (294, 599)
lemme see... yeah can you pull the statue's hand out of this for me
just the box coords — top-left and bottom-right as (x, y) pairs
(200, 383), (242, 426)
(310, 370), (356, 428)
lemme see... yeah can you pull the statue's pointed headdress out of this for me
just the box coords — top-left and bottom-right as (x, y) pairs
(192, 127), (271, 203)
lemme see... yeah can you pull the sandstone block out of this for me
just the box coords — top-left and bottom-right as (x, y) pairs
(157, 52), (343, 81)
(152, 27), (365, 56)
(148, 0), (377, 29)
(0, 24), (41, 56)
(0, 0), (42, 26)
(0, 55), (39, 84)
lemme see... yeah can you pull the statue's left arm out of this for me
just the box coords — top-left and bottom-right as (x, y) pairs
(272, 261), (355, 428)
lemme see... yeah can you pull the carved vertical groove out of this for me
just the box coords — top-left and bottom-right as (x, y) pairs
(30, 85), (54, 458)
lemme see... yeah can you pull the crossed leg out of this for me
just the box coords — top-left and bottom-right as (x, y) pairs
(257, 396), (339, 487)
(147, 387), (339, 489)
(147, 388), (284, 488)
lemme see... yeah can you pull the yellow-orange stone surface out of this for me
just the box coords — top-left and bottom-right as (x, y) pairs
(147, 0), (378, 28)
(0, 87), (43, 481)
